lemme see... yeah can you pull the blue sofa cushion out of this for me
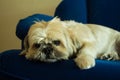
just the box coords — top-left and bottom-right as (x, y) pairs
(0, 50), (120, 80)
(87, 0), (120, 31)
(54, 0), (87, 23)
(16, 14), (53, 40)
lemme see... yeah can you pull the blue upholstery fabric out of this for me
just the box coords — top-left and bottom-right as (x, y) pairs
(55, 0), (120, 31)
(0, 50), (29, 80)
(55, 0), (87, 23)
(1, 50), (120, 80)
(87, 0), (120, 31)
(1, 0), (120, 80)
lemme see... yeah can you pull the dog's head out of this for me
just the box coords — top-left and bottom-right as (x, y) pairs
(20, 18), (78, 62)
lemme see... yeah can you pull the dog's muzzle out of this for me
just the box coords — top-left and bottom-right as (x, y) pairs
(41, 43), (53, 58)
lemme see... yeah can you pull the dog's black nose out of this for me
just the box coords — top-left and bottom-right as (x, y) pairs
(42, 47), (53, 55)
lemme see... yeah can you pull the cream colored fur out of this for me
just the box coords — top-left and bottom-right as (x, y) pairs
(20, 18), (120, 69)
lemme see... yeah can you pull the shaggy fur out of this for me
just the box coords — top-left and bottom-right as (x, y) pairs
(20, 18), (120, 69)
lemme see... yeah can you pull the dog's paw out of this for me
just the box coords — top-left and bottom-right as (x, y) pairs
(100, 52), (119, 60)
(74, 55), (95, 69)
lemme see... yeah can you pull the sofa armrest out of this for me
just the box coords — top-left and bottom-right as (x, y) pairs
(16, 14), (53, 40)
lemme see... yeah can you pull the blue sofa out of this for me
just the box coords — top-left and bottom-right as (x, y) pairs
(1, 0), (120, 80)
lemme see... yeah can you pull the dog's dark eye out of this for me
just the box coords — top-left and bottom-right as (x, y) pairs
(33, 43), (41, 48)
(53, 40), (61, 46)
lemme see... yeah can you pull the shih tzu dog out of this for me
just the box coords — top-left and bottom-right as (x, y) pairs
(20, 17), (120, 69)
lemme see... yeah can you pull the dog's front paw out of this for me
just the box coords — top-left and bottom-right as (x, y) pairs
(75, 55), (95, 69)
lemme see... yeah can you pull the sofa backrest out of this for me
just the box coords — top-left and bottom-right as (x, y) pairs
(87, 0), (120, 31)
(55, 0), (120, 31)
(54, 0), (87, 23)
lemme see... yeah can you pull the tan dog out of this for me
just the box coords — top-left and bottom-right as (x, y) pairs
(20, 18), (120, 69)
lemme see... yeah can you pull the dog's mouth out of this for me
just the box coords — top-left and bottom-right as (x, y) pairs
(30, 44), (66, 62)
(32, 51), (65, 63)
(32, 51), (58, 62)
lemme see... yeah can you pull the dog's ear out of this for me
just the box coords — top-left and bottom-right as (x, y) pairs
(66, 29), (81, 53)
(19, 36), (29, 55)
